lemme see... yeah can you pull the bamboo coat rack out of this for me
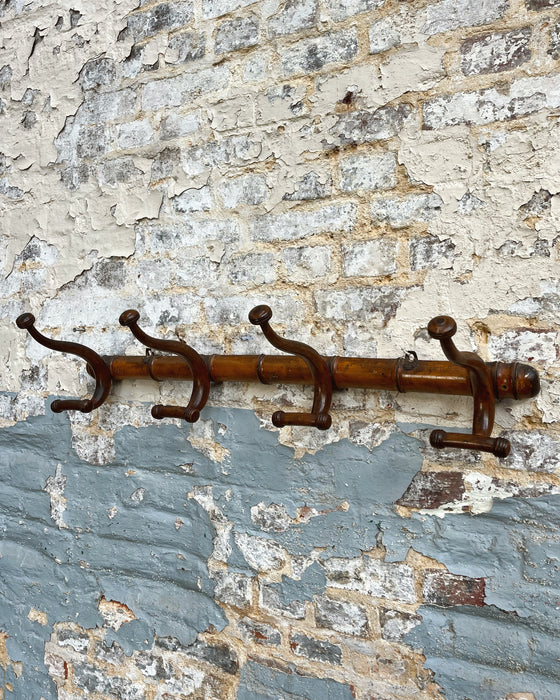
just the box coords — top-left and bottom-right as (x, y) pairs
(16, 307), (540, 458)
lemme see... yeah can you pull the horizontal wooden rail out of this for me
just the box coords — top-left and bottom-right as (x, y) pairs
(100, 355), (539, 401)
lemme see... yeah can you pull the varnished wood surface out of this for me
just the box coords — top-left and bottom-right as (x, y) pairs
(103, 354), (539, 401)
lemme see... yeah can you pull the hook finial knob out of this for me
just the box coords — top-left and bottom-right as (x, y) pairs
(119, 309), (140, 327)
(249, 305), (273, 326)
(428, 315), (457, 341)
(16, 312), (36, 330)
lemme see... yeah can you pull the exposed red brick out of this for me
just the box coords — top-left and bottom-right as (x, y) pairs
(461, 28), (531, 76)
(422, 570), (486, 607)
(526, 0), (560, 8)
(396, 471), (465, 509)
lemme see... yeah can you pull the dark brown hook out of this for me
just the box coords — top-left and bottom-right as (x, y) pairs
(119, 309), (210, 423)
(15, 312), (112, 413)
(249, 305), (332, 430)
(428, 315), (510, 458)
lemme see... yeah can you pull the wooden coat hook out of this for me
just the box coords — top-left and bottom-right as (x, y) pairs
(16, 312), (112, 414)
(428, 316), (510, 457)
(249, 305), (332, 430)
(15, 308), (541, 458)
(119, 309), (210, 423)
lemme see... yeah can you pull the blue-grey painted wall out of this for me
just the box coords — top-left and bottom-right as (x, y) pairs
(1, 403), (559, 698)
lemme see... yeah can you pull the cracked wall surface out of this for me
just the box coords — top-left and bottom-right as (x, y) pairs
(1, 0), (559, 698)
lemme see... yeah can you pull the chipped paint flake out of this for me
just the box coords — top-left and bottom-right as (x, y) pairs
(43, 464), (68, 529)
(28, 609), (48, 626)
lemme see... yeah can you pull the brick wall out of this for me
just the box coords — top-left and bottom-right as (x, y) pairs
(1, 1), (559, 698)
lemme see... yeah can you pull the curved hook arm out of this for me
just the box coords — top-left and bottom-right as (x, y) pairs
(16, 313), (112, 413)
(428, 316), (510, 457)
(119, 310), (210, 423)
(249, 305), (332, 430)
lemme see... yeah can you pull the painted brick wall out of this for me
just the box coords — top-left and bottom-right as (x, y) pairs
(1, 1), (559, 698)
